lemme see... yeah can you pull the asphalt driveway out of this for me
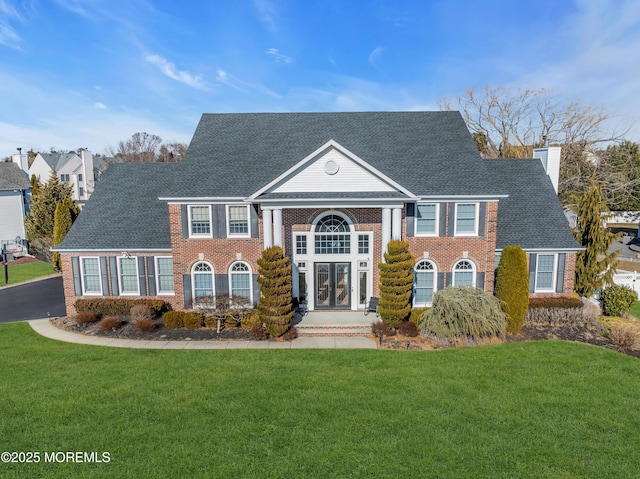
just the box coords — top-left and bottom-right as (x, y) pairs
(0, 276), (66, 323)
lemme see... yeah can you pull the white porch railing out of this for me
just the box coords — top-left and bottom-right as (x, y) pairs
(613, 271), (640, 295)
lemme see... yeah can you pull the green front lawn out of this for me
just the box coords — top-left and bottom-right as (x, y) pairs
(630, 301), (640, 320)
(1, 260), (55, 286)
(1, 322), (640, 478)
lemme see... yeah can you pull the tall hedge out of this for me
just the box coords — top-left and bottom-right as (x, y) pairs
(495, 245), (529, 333)
(378, 240), (414, 328)
(257, 246), (293, 337)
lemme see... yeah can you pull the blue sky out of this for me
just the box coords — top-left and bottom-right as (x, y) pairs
(1, 0), (639, 155)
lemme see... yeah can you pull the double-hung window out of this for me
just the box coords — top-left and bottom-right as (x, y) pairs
(535, 254), (556, 291)
(453, 259), (475, 287)
(118, 257), (139, 295)
(80, 257), (101, 295)
(414, 260), (436, 306)
(455, 203), (478, 236)
(416, 204), (438, 235)
(190, 206), (211, 237)
(155, 257), (174, 294)
(227, 205), (249, 236)
(230, 262), (252, 304)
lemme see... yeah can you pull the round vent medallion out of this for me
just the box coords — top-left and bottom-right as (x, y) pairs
(324, 159), (340, 175)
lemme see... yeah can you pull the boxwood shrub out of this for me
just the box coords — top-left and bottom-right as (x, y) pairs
(75, 298), (169, 318)
(162, 311), (185, 329)
(602, 285), (638, 317)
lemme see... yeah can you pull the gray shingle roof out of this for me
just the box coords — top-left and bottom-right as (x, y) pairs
(486, 159), (580, 250)
(0, 162), (30, 190)
(56, 163), (178, 250)
(39, 152), (76, 170)
(171, 111), (500, 198)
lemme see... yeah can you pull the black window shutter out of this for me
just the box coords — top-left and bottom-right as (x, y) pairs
(528, 253), (537, 293)
(447, 202), (455, 236)
(478, 202), (486, 237)
(183, 274), (192, 308)
(445, 272), (452, 287)
(71, 256), (81, 296)
(109, 257), (119, 296)
(138, 256), (147, 296)
(439, 203), (446, 237)
(437, 272), (444, 291)
(252, 274), (260, 306)
(146, 257), (156, 296)
(215, 273), (229, 297)
(556, 253), (566, 293)
(181, 205), (189, 238)
(213, 205), (227, 238)
(251, 205), (259, 238)
(405, 203), (415, 237)
(476, 272), (485, 290)
(100, 257), (109, 296)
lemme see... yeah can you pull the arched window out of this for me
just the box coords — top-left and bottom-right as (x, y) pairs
(192, 262), (214, 304)
(453, 259), (475, 287)
(314, 214), (351, 254)
(229, 261), (252, 304)
(414, 260), (436, 306)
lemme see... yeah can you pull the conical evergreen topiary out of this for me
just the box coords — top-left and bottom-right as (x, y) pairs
(257, 246), (294, 337)
(495, 245), (529, 333)
(378, 240), (414, 328)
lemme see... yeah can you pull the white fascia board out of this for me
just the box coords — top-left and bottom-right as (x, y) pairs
(53, 248), (172, 253)
(418, 195), (509, 202)
(258, 200), (406, 209)
(248, 139), (417, 200)
(495, 247), (584, 253)
(160, 197), (246, 203)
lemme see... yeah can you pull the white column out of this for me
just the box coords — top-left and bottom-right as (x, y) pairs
(381, 207), (391, 260)
(392, 207), (402, 240)
(273, 208), (283, 247)
(263, 208), (273, 249)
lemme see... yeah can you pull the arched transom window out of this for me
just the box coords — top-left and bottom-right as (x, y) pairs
(229, 261), (252, 304)
(192, 262), (214, 303)
(453, 259), (475, 287)
(315, 214), (351, 254)
(414, 260), (436, 306)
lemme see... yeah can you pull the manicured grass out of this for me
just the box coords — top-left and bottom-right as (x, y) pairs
(630, 301), (640, 320)
(1, 323), (640, 478)
(1, 260), (55, 286)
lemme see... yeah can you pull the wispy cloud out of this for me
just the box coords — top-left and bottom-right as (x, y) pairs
(368, 46), (384, 73)
(52, 0), (98, 19)
(216, 69), (281, 99)
(266, 48), (293, 64)
(0, 0), (23, 49)
(93, 102), (107, 110)
(253, 0), (278, 32)
(145, 54), (207, 90)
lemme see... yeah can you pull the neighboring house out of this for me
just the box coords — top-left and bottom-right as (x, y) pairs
(29, 149), (103, 207)
(55, 112), (580, 315)
(0, 162), (31, 254)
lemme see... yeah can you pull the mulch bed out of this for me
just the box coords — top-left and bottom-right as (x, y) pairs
(8, 256), (39, 265)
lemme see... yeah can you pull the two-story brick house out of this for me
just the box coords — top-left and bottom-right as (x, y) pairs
(55, 111), (580, 315)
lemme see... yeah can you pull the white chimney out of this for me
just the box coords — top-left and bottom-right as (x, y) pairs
(11, 148), (29, 176)
(80, 149), (94, 198)
(532, 136), (561, 194)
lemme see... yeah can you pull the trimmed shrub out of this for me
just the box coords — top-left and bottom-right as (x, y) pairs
(528, 297), (584, 309)
(608, 323), (640, 351)
(495, 245), (529, 333)
(281, 326), (298, 341)
(75, 311), (98, 325)
(371, 321), (396, 337)
(98, 316), (121, 331)
(75, 298), (169, 317)
(409, 308), (428, 327)
(524, 303), (599, 327)
(183, 312), (204, 329)
(420, 287), (508, 339)
(257, 246), (294, 337)
(134, 318), (156, 333)
(398, 321), (419, 337)
(130, 304), (154, 324)
(251, 324), (269, 340)
(602, 285), (638, 317)
(378, 240), (414, 327)
(224, 317), (238, 330)
(241, 310), (261, 330)
(204, 316), (217, 328)
(163, 311), (184, 329)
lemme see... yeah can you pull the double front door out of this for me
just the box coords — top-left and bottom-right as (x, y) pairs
(315, 262), (350, 309)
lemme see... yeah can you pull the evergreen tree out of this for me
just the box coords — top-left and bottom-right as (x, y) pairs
(52, 197), (79, 271)
(378, 240), (414, 328)
(495, 245), (529, 333)
(25, 170), (73, 241)
(570, 176), (620, 297)
(30, 174), (41, 197)
(257, 246), (294, 337)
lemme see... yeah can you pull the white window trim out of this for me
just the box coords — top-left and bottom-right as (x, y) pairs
(79, 256), (102, 296)
(415, 203), (439, 237)
(226, 204), (251, 238)
(191, 261), (215, 307)
(155, 256), (175, 296)
(413, 260), (437, 307)
(188, 205), (213, 238)
(534, 253), (558, 293)
(452, 259), (476, 287)
(117, 256), (140, 296)
(454, 203), (479, 236)
(228, 261), (253, 305)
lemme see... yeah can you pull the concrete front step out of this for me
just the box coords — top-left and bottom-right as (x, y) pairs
(297, 325), (372, 337)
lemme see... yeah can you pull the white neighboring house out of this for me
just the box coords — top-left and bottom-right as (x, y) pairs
(0, 161), (31, 256)
(29, 149), (100, 208)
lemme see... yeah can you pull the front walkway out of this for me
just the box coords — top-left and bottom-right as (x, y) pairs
(28, 319), (377, 350)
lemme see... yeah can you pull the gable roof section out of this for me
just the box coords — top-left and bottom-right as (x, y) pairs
(168, 111), (500, 198)
(0, 162), (30, 190)
(38, 152), (77, 171)
(486, 159), (580, 250)
(56, 163), (178, 251)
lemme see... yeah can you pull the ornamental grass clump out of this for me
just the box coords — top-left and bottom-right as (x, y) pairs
(420, 286), (508, 340)
(608, 323), (640, 351)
